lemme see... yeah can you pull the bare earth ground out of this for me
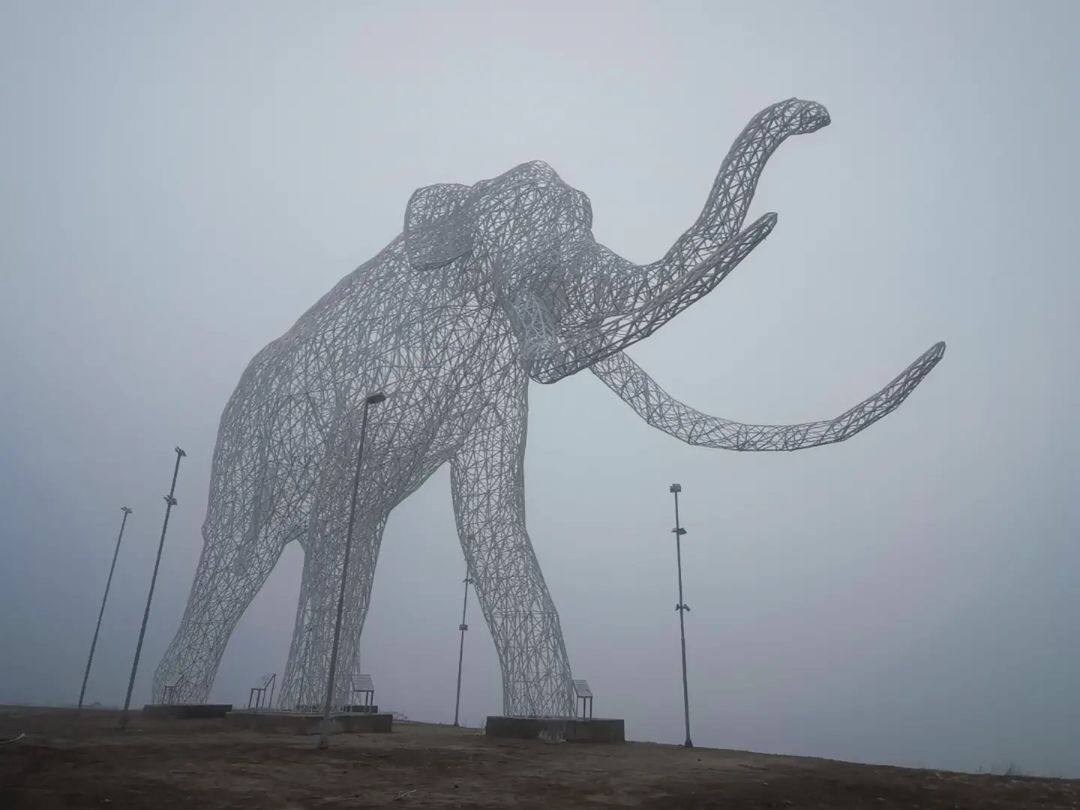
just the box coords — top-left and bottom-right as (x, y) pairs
(1, 707), (1076, 809)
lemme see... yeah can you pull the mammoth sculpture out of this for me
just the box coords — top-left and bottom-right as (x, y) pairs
(154, 99), (944, 717)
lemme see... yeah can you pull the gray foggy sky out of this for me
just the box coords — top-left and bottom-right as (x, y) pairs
(2, 0), (1078, 777)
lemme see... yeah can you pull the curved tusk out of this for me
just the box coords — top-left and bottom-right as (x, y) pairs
(589, 342), (946, 451)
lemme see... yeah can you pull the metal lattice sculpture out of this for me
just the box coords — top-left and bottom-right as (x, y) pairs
(153, 99), (944, 717)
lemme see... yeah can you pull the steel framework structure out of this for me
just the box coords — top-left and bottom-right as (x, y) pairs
(153, 99), (944, 717)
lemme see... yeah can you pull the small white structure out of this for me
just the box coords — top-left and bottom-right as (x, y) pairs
(572, 679), (593, 719)
(347, 673), (375, 711)
(247, 673), (276, 711)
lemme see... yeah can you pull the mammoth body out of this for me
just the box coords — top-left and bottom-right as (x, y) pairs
(153, 100), (943, 716)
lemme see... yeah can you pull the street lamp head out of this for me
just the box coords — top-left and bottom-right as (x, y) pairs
(669, 483), (682, 494)
(365, 392), (387, 405)
(121, 506), (133, 514)
(175, 446), (187, 458)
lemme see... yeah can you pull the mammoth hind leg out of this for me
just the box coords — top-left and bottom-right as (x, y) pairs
(276, 414), (392, 711)
(153, 449), (297, 704)
(277, 515), (387, 710)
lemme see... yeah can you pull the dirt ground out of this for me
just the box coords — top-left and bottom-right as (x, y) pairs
(1, 706), (1076, 808)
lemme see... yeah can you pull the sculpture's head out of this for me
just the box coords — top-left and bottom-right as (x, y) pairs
(404, 98), (832, 383)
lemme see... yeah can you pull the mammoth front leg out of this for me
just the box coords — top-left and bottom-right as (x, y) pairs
(450, 390), (575, 718)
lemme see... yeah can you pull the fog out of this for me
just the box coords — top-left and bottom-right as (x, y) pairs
(2, 0), (1077, 778)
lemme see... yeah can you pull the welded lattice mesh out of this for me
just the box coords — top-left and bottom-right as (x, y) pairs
(153, 99), (943, 718)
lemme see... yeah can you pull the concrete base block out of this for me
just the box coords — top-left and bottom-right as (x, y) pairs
(142, 703), (233, 719)
(485, 715), (625, 743)
(225, 710), (392, 735)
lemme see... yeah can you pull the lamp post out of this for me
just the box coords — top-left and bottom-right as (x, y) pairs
(295, 624), (313, 710)
(318, 392), (386, 749)
(669, 483), (693, 748)
(120, 447), (185, 729)
(78, 506), (133, 710)
(452, 567), (471, 727)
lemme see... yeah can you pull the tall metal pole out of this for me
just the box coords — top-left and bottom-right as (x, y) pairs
(670, 483), (693, 748)
(78, 506), (133, 710)
(119, 447), (185, 729)
(296, 625), (312, 710)
(318, 392), (385, 749)
(452, 569), (471, 727)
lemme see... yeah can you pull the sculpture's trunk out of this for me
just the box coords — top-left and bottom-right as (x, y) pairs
(531, 100), (826, 383)
(633, 100), (812, 301)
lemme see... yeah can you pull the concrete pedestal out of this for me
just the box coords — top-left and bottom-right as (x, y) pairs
(485, 715), (624, 743)
(142, 703), (233, 719)
(225, 710), (392, 735)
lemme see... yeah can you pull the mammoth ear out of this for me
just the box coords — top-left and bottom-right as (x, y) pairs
(403, 183), (474, 271)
